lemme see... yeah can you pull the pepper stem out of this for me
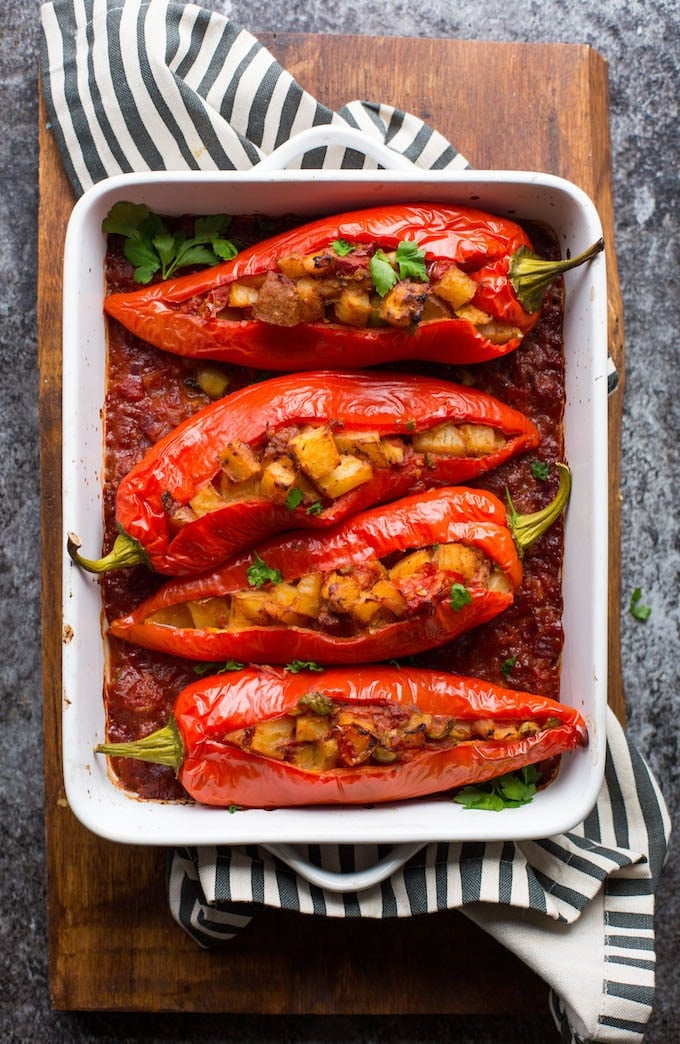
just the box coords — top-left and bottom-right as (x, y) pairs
(506, 462), (571, 556)
(509, 238), (604, 313)
(67, 529), (148, 573)
(95, 715), (184, 773)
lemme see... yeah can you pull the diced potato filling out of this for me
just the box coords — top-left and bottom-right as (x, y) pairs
(172, 420), (507, 529)
(217, 245), (521, 342)
(145, 540), (512, 636)
(222, 693), (546, 773)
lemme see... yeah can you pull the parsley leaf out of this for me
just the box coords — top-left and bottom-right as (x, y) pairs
(306, 501), (323, 516)
(629, 587), (652, 622)
(450, 582), (473, 611)
(395, 240), (428, 282)
(193, 659), (245, 676)
(102, 202), (237, 284)
(370, 249), (399, 297)
(454, 765), (541, 811)
(501, 655), (517, 678)
(285, 487), (304, 510)
(531, 460), (551, 481)
(285, 660), (324, 674)
(332, 238), (355, 256)
(247, 552), (283, 588)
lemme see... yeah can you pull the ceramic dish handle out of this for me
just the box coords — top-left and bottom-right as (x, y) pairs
(262, 840), (426, 893)
(255, 125), (417, 172)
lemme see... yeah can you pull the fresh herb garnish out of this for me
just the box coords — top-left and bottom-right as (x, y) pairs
(450, 582), (473, 611)
(102, 202), (238, 284)
(332, 238), (355, 255)
(530, 460), (551, 481)
(285, 487), (304, 510)
(395, 239), (428, 281)
(193, 659), (246, 676)
(247, 552), (283, 588)
(368, 239), (429, 297)
(306, 501), (323, 516)
(501, 655), (517, 678)
(629, 587), (652, 622)
(454, 765), (542, 811)
(285, 660), (324, 674)
(369, 249), (398, 297)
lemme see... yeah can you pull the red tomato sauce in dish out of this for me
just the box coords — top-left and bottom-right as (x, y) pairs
(101, 217), (565, 801)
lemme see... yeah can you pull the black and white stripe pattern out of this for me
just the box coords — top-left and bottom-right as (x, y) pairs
(40, 0), (467, 196)
(41, 1), (663, 1038)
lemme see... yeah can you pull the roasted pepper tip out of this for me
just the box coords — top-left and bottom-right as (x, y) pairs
(95, 715), (184, 774)
(506, 461), (571, 555)
(67, 529), (149, 574)
(509, 238), (605, 314)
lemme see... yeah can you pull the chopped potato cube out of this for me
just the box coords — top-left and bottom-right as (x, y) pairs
(228, 590), (272, 626)
(295, 277), (325, 322)
(194, 364), (230, 400)
(332, 430), (397, 468)
(291, 573), (323, 618)
(334, 286), (372, 327)
(433, 542), (484, 581)
(277, 254), (308, 279)
(219, 439), (262, 482)
(412, 422), (466, 457)
(370, 578), (408, 617)
(186, 597), (230, 629)
(433, 264), (477, 309)
(217, 474), (262, 504)
(249, 717), (295, 759)
(260, 456), (298, 503)
(456, 303), (492, 326)
(459, 423), (506, 457)
(487, 568), (513, 594)
(291, 738), (339, 772)
(380, 437), (406, 465)
(321, 571), (362, 614)
(388, 548), (432, 580)
(295, 715), (332, 743)
(228, 281), (260, 309)
(289, 425), (340, 481)
(314, 454), (374, 498)
(189, 483), (226, 517)
(378, 281), (429, 328)
(477, 321), (523, 345)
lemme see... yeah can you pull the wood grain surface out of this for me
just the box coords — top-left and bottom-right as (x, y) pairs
(38, 33), (625, 1013)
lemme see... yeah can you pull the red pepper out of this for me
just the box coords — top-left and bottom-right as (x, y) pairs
(104, 203), (604, 370)
(109, 470), (570, 665)
(68, 369), (539, 577)
(94, 664), (588, 807)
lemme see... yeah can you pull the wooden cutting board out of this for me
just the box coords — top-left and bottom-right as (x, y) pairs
(38, 33), (625, 1013)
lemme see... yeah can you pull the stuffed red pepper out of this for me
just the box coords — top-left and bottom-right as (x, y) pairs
(68, 369), (540, 577)
(109, 469), (570, 665)
(94, 664), (588, 807)
(104, 203), (604, 370)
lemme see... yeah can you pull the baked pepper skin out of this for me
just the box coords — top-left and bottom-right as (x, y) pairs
(95, 665), (588, 807)
(103, 203), (570, 369)
(71, 370), (539, 576)
(109, 486), (525, 664)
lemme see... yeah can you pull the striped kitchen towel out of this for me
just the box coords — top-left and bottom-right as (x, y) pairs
(40, 2), (668, 1040)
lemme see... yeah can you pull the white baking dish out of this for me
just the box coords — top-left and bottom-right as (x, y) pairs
(61, 129), (609, 879)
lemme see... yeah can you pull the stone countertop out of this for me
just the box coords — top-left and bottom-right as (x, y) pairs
(1, 1), (678, 1041)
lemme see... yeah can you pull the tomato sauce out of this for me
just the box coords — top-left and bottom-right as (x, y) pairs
(101, 218), (565, 801)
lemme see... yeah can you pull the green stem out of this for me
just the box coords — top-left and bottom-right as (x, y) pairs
(95, 715), (184, 772)
(67, 529), (148, 573)
(506, 462), (571, 556)
(509, 238), (605, 313)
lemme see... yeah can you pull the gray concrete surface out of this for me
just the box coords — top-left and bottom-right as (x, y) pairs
(1, 1), (678, 1041)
